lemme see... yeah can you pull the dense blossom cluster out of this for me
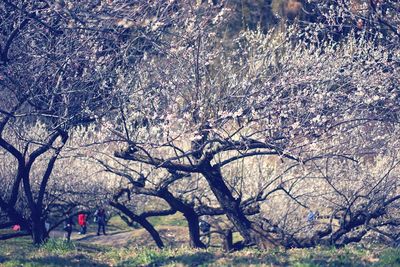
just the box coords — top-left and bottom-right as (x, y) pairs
(0, 0), (399, 248)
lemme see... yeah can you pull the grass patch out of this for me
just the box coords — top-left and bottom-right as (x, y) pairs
(106, 247), (216, 267)
(116, 248), (170, 267)
(377, 248), (400, 266)
(106, 216), (131, 231)
(288, 246), (376, 267)
(232, 232), (244, 244)
(0, 237), (109, 267)
(1, 234), (400, 266)
(39, 238), (77, 254)
(148, 213), (188, 227)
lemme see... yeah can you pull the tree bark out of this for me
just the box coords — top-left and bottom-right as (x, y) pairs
(110, 201), (164, 249)
(201, 162), (274, 249)
(223, 229), (233, 252)
(159, 189), (205, 248)
(134, 216), (165, 249)
(31, 207), (48, 245)
(31, 220), (47, 245)
(185, 213), (205, 248)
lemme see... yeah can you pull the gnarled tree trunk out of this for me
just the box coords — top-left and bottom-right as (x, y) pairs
(160, 189), (205, 248)
(201, 162), (275, 249)
(31, 218), (48, 245)
(110, 201), (165, 249)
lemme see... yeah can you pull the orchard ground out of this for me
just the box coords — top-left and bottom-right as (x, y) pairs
(1, 214), (399, 267)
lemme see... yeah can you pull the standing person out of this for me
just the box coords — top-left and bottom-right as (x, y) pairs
(199, 217), (211, 248)
(63, 211), (74, 242)
(78, 212), (87, 235)
(95, 208), (107, 236)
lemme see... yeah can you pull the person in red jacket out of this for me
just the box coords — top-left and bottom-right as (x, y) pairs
(78, 213), (87, 235)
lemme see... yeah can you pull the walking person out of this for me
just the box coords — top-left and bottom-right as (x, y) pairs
(63, 211), (74, 242)
(95, 208), (107, 236)
(78, 212), (87, 235)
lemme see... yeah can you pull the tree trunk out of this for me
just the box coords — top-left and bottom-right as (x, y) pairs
(184, 212), (205, 248)
(223, 229), (233, 252)
(135, 216), (165, 249)
(201, 163), (274, 249)
(110, 201), (164, 248)
(160, 190), (205, 248)
(31, 216), (48, 245)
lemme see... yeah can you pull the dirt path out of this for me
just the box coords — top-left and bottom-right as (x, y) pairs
(50, 226), (189, 248)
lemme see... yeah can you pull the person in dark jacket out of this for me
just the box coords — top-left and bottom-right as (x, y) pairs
(95, 208), (107, 236)
(199, 218), (211, 247)
(64, 211), (74, 242)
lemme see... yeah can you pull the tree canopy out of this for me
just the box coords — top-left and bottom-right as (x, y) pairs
(1, 0), (399, 248)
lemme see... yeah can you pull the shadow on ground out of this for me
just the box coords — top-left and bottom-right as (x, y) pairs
(117, 251), (216, 267)
(165, 252), (216, 266)
(4, 254), (109, 267)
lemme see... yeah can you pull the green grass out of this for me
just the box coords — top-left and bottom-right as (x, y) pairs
(106, 216), (132, 231)
(105, 247), (217, 266)
(0, 237), (108, 267)
(378, 248), (400, 266)
(39, 238), (77, 254)
(115, 248), (170, 266)
(2, 228), (400, 267)
(2, 214), (399, 266)
(148, 212), (188, 227)
(232, 232), (244, 244)
(1, 236), (400, 267)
